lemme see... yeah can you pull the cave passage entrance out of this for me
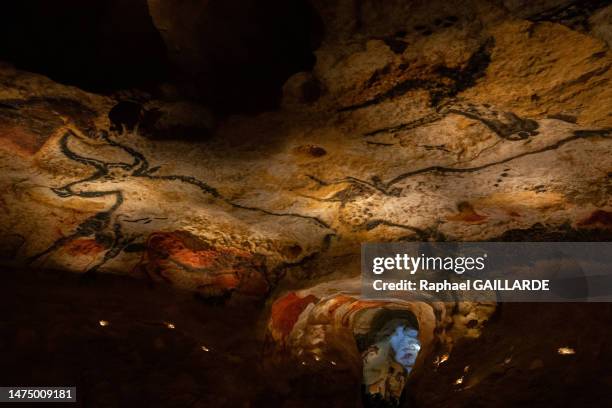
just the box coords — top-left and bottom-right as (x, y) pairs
(356, 309), (421, 408)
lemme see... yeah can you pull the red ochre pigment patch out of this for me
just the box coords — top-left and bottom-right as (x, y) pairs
(0, 124), (51, 156)
(64, 238), (106, 256)
(141, 231), (269, 297)
(578, 210), (612, 227)
(270, 292), (319, 340)
(293, 144), (327, 158)
(447, 201), (487, 223)
(326, 294), (355, 315)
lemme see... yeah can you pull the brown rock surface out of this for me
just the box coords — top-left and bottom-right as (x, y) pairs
(0, 1), (611, 406)
(1, 0), (611, 299)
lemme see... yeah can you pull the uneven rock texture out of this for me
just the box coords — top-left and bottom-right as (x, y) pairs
(3, 1), (610, 297)
(266, 280), (494, 386)
(0, 0), (611, 407)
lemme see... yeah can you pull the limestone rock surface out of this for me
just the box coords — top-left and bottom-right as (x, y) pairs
(0, 1), (611, 302)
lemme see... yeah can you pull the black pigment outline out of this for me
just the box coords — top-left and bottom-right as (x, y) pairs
(311, 128), (611, 194)
(306, 127), (611, 235)
(29, 130), (332, 273)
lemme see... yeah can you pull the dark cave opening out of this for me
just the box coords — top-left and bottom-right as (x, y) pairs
(357, 310), (421, 408)
(190, 0), (325, 115)
(0, 0), (171, 94)
(0, 0), (324, 117)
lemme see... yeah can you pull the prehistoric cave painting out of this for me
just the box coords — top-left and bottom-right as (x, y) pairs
(306, 111), (611, 237)
(304, 175), (433, 239)
(444, 102), (539, 140)
(364, 111), (444, 138)
(365, 101), (539, 140)
(28, 127), (332, 281)
(385, 127), (611, 187)
(269, 292), (319, 344)
(0, 97), (97, 155)
(526, 0), (610, 31)
(28, 129), (151, 273)
(339, 37), (494, 112)
(370, 16), (460, 56)
(135, 231), (269, 297)
(322, 124), (610, 194)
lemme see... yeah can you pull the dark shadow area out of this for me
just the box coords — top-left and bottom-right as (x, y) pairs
(409, 302), (612, 408)
(0, 268), (266, 406)
(189, 0), (324, 114)
(0, 0), (324, 117)
(0, 268), (360, 407)
(0, 0), (171, 93)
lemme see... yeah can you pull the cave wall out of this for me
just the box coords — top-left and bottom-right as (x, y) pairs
(0, 1), (611, 407)
(0, 0), (611, 302)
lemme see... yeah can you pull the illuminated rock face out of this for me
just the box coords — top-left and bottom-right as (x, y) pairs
(266, 285), (436, 365)
(266, 282), (494, 392)
(0, 1), (610, 406)
(0, 75), (331, 300)
(0, 0), (611, 304)
(135, 231), (269, 297)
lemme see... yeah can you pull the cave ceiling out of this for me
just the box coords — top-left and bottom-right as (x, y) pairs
(1, 1), (611, 301)
(0, 1), (611, 406)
